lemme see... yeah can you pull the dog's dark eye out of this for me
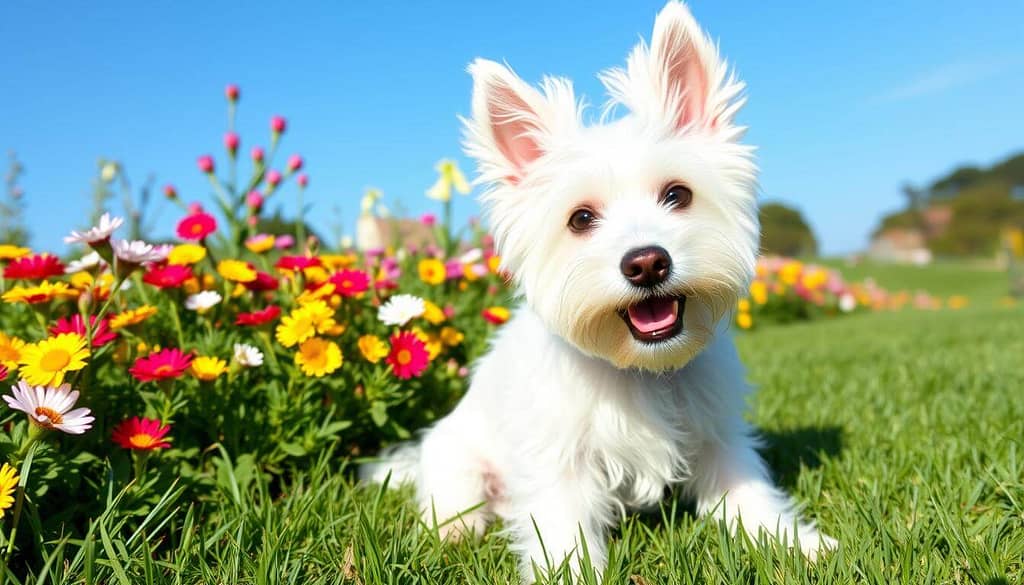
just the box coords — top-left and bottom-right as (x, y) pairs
(661, 184), (693, 210)
(568, 208), (597, 233)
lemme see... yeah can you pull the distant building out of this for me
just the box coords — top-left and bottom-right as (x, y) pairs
(356, 216), (437, 252)
(866, 204), (952, 264)
(867, 227), (932, 265)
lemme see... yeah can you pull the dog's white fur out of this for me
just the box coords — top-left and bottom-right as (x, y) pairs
(362, 2), (835, 578)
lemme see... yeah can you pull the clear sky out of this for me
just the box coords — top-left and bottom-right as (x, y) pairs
(2, 1), (1022, 255)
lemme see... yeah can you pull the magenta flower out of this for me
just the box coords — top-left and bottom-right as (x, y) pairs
(251, 146), (265, 163)
(420, 213), (437, 227)
(287, 154), (303, 172)
(224, 132), (240, 155)
(266, 170), (282, 188)
(270, 115), (287, 135)
(297, 173), (308, 188)
(197, 155), (215, 174)
(246, 191), (263, 209)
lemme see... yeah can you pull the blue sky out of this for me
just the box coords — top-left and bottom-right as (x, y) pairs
(2, 0), (1022, 255)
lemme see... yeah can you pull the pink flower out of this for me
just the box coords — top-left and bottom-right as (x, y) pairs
(270, 115), (287, 134)
(287, 154), (303, 172)
(224, 132), (240, 155)
(275, 235), (294, 249)
(163, 184), (178, 199)
(420, 213), (437, 227)
(246, 191), (263, 209)
(251, 146), (265, 163)
(197, 155), (215, 174)
(187, 202), (204, 215)
(297, 174), (308, 188)
(51, 314), (117, 347)
(266, 170), (282, 188)
(225, 84), (240, 102)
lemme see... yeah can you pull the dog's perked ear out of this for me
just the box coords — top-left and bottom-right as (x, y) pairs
(463, 59), (578, 185)
(602, 1), (746, 139)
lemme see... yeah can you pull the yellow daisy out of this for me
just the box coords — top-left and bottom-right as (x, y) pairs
(357, 334), (389, 364)
(319, 253), (357, 271)
(0, 333), (26, 371)
(736, 312), (753, 330)
(0, 245), (30, 261)
(439, 326), (464, 347)
(2, 281), (76, 304)
(190, 356), (228, 381)
(167, 244), (207, 266)
(244, 234), (276, 254)
(294, 337), (342, 377)
(412, 328), (442, 361)
(18, 333), (90, 386)
(110, 305), (158, 329)
(217, 259), (257, 283)
(0, 463), (19, 518)
(275, 302), (335, 348)
(487, 255), (502, 274)
(422, 300), (446, 325)
(418, 258), (446, 285)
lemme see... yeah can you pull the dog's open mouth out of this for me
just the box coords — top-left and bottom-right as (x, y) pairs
(619, 295), (685, 343)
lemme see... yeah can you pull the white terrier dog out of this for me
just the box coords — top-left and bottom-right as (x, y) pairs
(363, 1), (835, 578)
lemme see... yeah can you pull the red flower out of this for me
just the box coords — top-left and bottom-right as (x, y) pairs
(111, 417), (171, 451)
(386, 331), (430, 380)
(163, 184), (178, 199)
(50, 314), (117, 347)
(275, 255), (321, 272)
(0, 365), (8, 380)
(235, 305), (281, 326)
(142, 264), (192, 289)
(129, 348), (193, 382)
(225, 83), (240, 102)
(329, 269), (370, 297)
(251, 146), (265, 163)
(176, 212), (217, 241)
(482, 306), (511, 325)
(243, 271), (280, 291)
(3, 254), (65, 280)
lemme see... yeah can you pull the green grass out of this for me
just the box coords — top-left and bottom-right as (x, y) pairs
(20, 273), (1024, 584)
(818, 258), (1012, 303)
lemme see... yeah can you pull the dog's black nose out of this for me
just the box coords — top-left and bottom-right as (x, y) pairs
(620, 246), (672, 288)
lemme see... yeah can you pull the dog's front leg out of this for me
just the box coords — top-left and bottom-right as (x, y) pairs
(688, 423), (836, 558)
(507, 474), (609, 581)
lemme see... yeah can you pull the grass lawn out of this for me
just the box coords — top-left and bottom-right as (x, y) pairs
(34, 266), (1024, 584)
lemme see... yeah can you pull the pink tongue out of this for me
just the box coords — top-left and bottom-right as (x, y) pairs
(627, 298), (678, 333)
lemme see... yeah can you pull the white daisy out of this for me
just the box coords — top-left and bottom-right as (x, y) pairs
(458, 248), (483, 264)
(185, 290), (222, 312)
(112, 239), (167, 265)
(232, 343), (264, 367)
(839, 293), (857, 313)
(378, 293), (425, 326)
(64, 251), (104, 274)
(3, 381), (94, 435)
(64, 213), (124, 245)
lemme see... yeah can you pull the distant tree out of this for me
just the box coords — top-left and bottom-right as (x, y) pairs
(1, 151), (30, 246)
(930, 179), (1024, 256)
(759, 202), (818, 257)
